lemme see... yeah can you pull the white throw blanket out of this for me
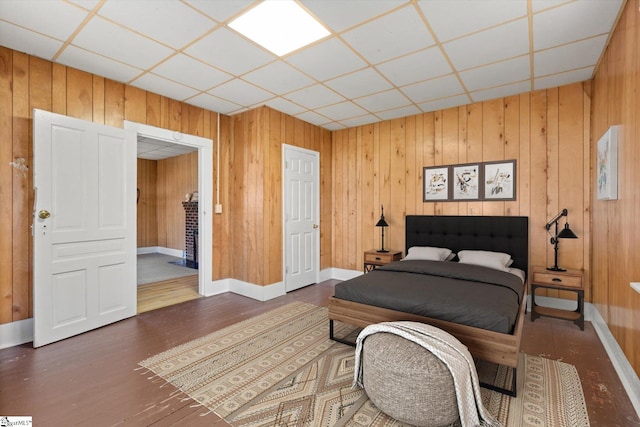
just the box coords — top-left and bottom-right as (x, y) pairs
(353, 321), (503, 427)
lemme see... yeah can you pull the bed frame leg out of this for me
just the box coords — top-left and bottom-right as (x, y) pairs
(479, 366), (517, 397)
(328, 319), (357, 347)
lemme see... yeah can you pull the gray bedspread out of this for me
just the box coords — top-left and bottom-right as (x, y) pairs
(333, 260), (525, 334)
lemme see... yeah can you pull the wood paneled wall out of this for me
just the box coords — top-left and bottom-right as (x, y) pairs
(137, 153), (198, 251)
(0, 47), (232, 324)
(229, 106), (332, 286)
(156, 152), (198, 251)
(137, 159), (158, 248)
(331, 84), (591, 305)
(590, 0), (640, 375)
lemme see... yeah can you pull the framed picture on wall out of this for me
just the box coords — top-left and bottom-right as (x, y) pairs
(596, 126), (618, 200)
(452, 163), (481, 200)
(483, 160), (516, 201)
(423, 166), (449, 201)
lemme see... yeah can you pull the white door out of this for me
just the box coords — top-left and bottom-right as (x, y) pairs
(283, 145), (319, 292)
(33, 109), (136, 347)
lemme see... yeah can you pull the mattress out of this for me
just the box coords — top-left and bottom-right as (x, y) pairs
(333, 259), (524, 334)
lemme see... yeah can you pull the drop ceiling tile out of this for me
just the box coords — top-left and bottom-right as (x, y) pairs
(184, 0), (254, 23)
(131, 73), (199, 101)
(187, 93), (242, 115)
(534, 67), (594, 90)
(342, 5), (434, 64)
(295, 110), (332, 126)
(531, 0), (572, 13)
(443, 18), (529, 70)
(315, 101), (368, 121)
(534, 35), (607, 77)
(285, 84), (345, 109)
(300, 0), (407, 32)
(376, 105), (421, 121)
(323, 122), (347, 131)
(401, 74), (464, 104)
(72, 16), (173, 69)
(97, 1), (215, 49)
(460, 55), (530, 92)
(152, 54), (232, 91)
(264, 97), (307, 116)
(469, 81), (531, 103)
(339, 115), (380, 128)
(243, 62), (314, 95)
(418, 94), (471, 113)
(419, 0), (527, 42)
(376, 46), (451, 87)
(208, 79), (273, 106)
(354, 89), (411, 113)
(533, 0), (623, 50)
(185, 27), (275, 76)
(57, 45), (142, 83)
(0, 0), (88, 40)
(325, 68), (392, 99)
(66, 1), (101, 10)
(0, 22), (63, 61)
(287, 37), (367, 81)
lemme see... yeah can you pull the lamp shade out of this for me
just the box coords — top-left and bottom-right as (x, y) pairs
(557, 223), (577, 239)
(375, 217), (388, 227)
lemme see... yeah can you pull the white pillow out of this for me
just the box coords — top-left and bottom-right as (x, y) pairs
(457, 250), (512, 272)
(403, 246), (452, 262)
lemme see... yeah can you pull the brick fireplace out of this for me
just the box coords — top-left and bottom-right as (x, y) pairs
(182, 201), (198, 269)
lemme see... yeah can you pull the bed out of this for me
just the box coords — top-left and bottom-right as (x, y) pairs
(328, 215), (529, 396)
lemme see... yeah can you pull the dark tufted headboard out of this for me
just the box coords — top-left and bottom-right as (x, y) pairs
(405, 215), (529, 275)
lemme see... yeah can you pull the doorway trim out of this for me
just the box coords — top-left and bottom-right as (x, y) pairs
(124, 121), (213, 296)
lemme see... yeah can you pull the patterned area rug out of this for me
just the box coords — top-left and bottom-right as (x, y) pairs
(139, 302), (590, 426)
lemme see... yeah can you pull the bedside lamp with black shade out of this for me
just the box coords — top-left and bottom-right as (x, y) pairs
(375, 205), (389, 253)
(545, 208), (578, 271)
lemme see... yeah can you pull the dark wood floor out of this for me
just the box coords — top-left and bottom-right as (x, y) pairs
(1, 280), (638, 426)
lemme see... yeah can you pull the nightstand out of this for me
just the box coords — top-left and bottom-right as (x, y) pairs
(530, 266), (584, 330)
(363, 249), (402, 273)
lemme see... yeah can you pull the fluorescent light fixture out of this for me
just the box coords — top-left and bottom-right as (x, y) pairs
(229, 0), (330, 56)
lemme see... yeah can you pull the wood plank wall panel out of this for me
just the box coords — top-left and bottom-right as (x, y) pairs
(229, 106), (331, 286)
(590, 0), (640, 375)
(0, 47), (13, 323)
(0, 48), (232, 325)
(331, 86), (591, 305)
(136, 159), (158, 248)
(156, 152), (198, 252)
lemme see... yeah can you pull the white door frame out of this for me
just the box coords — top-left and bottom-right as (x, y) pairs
(282, 144), (320, 291)
(124, 121), (213, 295)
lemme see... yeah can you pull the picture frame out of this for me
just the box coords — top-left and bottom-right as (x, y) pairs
(596, 126), (618, 200)
(451, 163), (481, 200)
(423, 166), (449, 201)
(483, 160), (516, 201)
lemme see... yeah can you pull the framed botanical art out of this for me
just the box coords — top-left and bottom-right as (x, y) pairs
(483, 160), (516, 201)
(596, 126), (618, 200)
(423, 166), (449, 201)
(452, 163), (480, 200)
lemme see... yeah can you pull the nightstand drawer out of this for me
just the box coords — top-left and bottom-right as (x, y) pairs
(364, 252), (398, 264)
(532, 271), (583, 289)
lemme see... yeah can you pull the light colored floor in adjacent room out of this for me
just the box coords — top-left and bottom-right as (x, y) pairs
(137, 274), (201, 313)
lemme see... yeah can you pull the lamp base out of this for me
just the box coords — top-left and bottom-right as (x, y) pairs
(377, 249), (389, 253)
(547, 266), (566, 272)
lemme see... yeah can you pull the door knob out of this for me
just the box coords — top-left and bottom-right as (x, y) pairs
(313, 224), (319, 229)
(38, 210), (51, 219)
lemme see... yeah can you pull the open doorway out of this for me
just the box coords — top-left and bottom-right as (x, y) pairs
(124, 122), (213, 313)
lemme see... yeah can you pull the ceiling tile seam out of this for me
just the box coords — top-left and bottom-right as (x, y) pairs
(434, 13), (529, 45)
(533, 33), (612, 54)
(127, 21), (231, 87)
(51, 0), (105, 62)
(0, 19), (66, 57)
(414, 3), (473, 106)
(534, 65), (595, 81)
